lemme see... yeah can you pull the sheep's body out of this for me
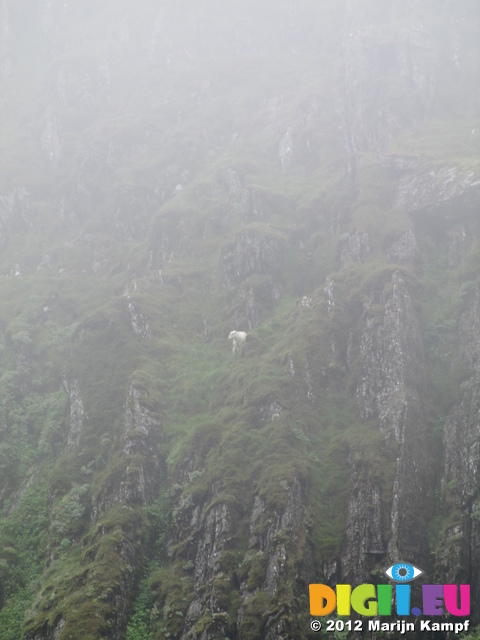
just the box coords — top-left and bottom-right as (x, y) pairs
(228, 330), (247, 354)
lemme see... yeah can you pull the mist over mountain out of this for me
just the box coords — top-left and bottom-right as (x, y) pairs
(1, 2), (480, 639)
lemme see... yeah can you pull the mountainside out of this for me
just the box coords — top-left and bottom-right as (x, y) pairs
(1, 1), (480, 639)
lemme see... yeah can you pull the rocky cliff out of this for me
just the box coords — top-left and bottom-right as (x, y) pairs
(0, 1), (480, 639)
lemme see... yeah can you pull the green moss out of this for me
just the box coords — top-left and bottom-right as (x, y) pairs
(237, 591), (271, 638)
(246, 553), (268, 591)
(1, 4), (480, 638)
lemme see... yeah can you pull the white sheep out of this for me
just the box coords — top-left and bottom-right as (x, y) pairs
(228, 330), (247, 354)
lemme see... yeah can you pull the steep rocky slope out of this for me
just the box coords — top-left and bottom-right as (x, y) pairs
(0, 1), (480, 639)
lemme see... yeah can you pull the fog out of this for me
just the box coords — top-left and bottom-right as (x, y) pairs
(1, 2), (480, 638)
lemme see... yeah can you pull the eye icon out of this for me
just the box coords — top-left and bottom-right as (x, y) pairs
(385, 562), (423, 582)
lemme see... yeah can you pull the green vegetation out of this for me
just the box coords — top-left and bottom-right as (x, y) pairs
(1, 1), (480, 638)
(0, 480), (48, 639)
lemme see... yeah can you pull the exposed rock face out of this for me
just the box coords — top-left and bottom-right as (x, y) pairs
(126, 299), (151, 338)
(63, 378), (85, 451)
(4, 3), (480, 640)
(92, 383), (163, 521)
(342, 270), (434, 579)
(343, 480), (383, 582)
(24, 380), (164, 640)
(241, 188), (263, 224)
(340, 24), (438, 154)
(278, 127), (294, 170)
(221, 228), (285, 286)
(441, 288), (480, 596)
(221, 227), (286, 328)
(165, 457), (312, 640)
(340, 228), (370, 266)
(447, 225), (470, 267)
(357, 271), (423, 440)
(180, 501), (234, 639)
(396, 167), (480, 216)
(166, 474), (236, 639)
(386, 229), (420, 264)
(240, 479), (312, 638)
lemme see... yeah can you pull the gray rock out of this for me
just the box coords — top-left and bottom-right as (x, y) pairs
(339, 25), (438, 154)
(278, 127), (294, 170)
(340, 229), (371, 266)
(63, 378), (85, 451)
(386, 229), (420, 264)
(395, 167), (480, 215)
(220, 228), (285, 285)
